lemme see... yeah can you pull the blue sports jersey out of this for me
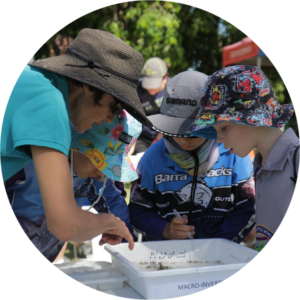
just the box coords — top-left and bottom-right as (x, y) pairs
(129, 139), (256, 242)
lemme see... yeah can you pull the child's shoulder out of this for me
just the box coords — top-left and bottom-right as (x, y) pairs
(271, 128), (299, 157)
(143, 139), (165, 158)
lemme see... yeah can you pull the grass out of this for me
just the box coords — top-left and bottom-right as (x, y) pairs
(124, 182), (132, 205)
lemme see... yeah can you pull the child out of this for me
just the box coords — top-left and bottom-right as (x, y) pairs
(7, 111), (141, 262)
(190, 65), (299, 251)
(129, 71), (255, 243)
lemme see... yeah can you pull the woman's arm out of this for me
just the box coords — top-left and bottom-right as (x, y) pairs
(31, 145), (134, 249)
(89, 179), (137, 241)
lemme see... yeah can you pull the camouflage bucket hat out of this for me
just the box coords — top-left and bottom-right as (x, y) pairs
(70, 110), (142, 182)
(189, 65), (294, 138)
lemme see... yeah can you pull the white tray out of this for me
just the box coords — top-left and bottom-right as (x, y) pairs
(56, 261), (127, 291)
(105, 239), (258, 299)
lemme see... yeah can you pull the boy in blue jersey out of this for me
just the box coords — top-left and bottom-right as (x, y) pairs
(7, 112), (141, 262)
(129, 71), (255, 243)
(1, 29), (151, 249)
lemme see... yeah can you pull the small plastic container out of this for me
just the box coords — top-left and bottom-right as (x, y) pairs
(56, 261), (127, 291)
(105, 239), (258, 299)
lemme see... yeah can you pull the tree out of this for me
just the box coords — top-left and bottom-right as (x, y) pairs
(35, 1), (187, 76)
(34, 1), (297, 135)
(177, 5), (222, 75)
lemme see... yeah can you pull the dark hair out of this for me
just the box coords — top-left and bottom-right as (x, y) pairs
(69, 78), (104, 105)
(52, 34), (74, 56)
(69, 78), (125, 113)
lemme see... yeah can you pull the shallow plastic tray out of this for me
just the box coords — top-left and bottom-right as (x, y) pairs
(105, 238), (257, 299)
(56, 261), (127, 291)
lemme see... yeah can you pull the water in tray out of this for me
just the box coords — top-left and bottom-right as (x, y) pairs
(133, 260), (222, 271)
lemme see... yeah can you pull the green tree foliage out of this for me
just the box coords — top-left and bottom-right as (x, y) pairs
(103, 1), (188, 73)
(178, 5), (221, 75)
(34, 1), (297, 135)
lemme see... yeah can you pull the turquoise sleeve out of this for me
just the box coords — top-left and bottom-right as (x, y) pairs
(11, 89), (71, 158)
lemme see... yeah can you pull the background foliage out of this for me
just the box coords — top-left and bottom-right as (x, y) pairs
(35, 1), (297, 135)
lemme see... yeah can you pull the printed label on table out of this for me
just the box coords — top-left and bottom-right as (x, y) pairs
(151, 273), (236, 299)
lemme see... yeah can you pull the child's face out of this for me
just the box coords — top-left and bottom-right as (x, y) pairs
(213, 121), (255, 157)
(173, 136), (206, 151)
(73, 151), (104, 179)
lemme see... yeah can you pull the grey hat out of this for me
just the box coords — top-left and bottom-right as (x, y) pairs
(148, 71), (210, 137)
(141, 57), (167, 89)
(29, 29), (152, 128)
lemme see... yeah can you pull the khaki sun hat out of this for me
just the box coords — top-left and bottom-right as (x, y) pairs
(29, 28), (152, 128)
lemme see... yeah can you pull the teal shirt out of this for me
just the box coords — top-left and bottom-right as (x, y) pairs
(1, 65), (71, 181)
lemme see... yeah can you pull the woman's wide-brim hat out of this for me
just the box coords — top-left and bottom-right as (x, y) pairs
(189, 65), (294, 138)
(29, 28), (152, 128)
(70, 110), (142, 182)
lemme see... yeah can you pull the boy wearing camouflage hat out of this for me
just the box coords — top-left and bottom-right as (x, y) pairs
(190, 65), (299, 251)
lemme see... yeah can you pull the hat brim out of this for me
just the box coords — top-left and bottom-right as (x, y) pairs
(148, 114), (196, 137)
(141, 77), (163, 89)
(188, 124), (217, 139)
(29, 55), (152, 128)
(190, 101), (295, 138)
(149, 113), (217, 139)
(70, 112), (141, 182)
(72, 147), (138, 182)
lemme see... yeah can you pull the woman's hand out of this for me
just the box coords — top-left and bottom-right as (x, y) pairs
(99, 233), (122, 246)
(99, 216), (134, 250)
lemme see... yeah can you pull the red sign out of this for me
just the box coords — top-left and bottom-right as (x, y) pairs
(222, 37), (259, 66)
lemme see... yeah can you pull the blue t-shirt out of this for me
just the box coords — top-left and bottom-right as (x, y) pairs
(1, 65), (70, 181)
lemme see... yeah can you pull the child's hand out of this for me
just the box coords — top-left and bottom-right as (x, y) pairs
(162, 215), (195, 240)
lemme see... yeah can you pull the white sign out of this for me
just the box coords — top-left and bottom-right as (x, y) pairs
(151, 273), (236, 299)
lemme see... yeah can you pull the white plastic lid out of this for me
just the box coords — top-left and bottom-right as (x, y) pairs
(56, 261), (127, 285)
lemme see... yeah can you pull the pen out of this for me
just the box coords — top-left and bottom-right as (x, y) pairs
(173, 209), (194, 240)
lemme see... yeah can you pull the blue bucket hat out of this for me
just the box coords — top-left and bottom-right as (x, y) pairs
(189, 65), (294, 138)
(70, 110), (142, 182)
